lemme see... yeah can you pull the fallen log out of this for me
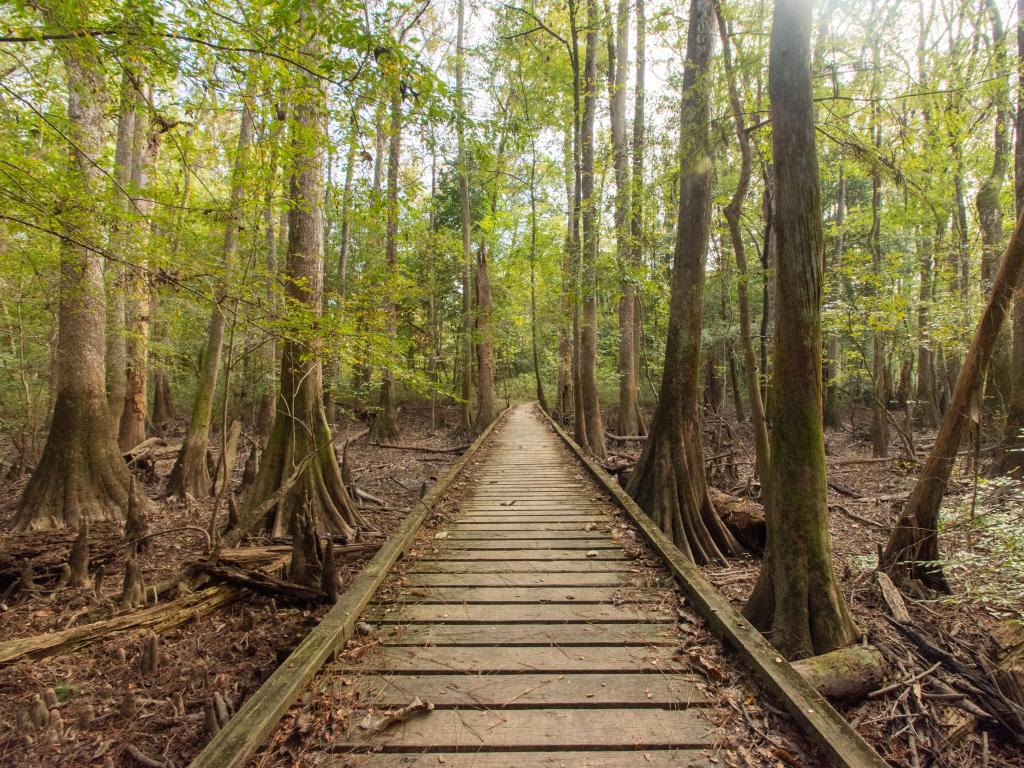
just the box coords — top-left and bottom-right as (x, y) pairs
(709, 487), (765, 554)
(0, 586), (237, 665)
(792, 645), (886, 703)
(193, 562), (327, 606)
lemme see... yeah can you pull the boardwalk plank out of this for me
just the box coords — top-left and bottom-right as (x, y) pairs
(347, 645), (685, 673)
(366, 603), (672, 624)
(379, 622), (677, 646)
(385, 586), (655, 603)
(331, 750), (716, 767)
(402, 572), (631, 587)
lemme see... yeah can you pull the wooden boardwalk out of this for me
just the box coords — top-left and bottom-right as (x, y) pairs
(330, 405), (727, 766)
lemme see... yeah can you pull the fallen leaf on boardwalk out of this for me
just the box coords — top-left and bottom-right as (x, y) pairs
(359, 698), (435, 735)
(434, 531), (449, 539)
(586, 550), (599, 558)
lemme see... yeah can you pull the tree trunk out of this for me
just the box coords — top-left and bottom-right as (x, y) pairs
(743, 0), (859, 659)
(168, 93), (254, 499)
(716, 1), (769, 485)
(16, 27), (140, 530)
(241, 16), (365, 540)
(579, 0), (605, 459)
(106, 69), (136, 433)
(456, 0), (474, 431)
(630, 0), (647, 433)
(257, 106), (284, 443)
(119, 110), (160, 451)
(626, 0), (741, 564)
(882, 210), (1024, 591)
(824, 173), (846, 430)
(608, 0), (638, 437)
(996, 0), (1024, 475)
(869, 29), (889, 458)
(369, 85), (402, 443)
(915, 225), (942, 429)
(474, 242), (497, 430)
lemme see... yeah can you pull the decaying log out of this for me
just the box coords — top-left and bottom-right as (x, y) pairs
(288, 502), (322, 588)
(992, 621), (1024, 712)
(192, 562), (326, 606)
(875, 571), (911, 624)
(0, 586), (238, 665)
(709, 487), (765, 554)
(792, 645), (886, 703)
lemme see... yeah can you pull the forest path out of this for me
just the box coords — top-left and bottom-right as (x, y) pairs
(328, 404), (731, 766)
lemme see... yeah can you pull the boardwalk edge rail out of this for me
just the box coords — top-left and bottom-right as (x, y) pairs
(541, 406), (891, 768)
(189, 407), (510, 768)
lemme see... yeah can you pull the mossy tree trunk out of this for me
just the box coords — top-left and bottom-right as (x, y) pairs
(742, 0), (860, 659)
(625, 0), (742, 565)
(242, 23), (365, 541)
(167, 92), (254, 499)
(16, 24), (141, 530)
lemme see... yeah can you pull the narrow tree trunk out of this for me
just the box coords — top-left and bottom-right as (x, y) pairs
(168, 92), (254, 499)
(716, 1), (769, 486)
(883, 211), (1024, 591)
(824, 172), (846, 430)
(369, 85), (402, 443)
(456, 0), (473, 430)
(241, 13), (365, 540)
(120, 110), (160, 450)
(474, 242), (497, 429)
(579, 0), (606, 459)
(630, 0), (647, 432)
(869, 28), (889, 457)
(106, 70), (136, 433)
(743, 0), (859, 658)
(915, 225), (942, 428)
(556, 129), (574, 420)
(626, 0), (741, 564)
(16, 27), (140, 530)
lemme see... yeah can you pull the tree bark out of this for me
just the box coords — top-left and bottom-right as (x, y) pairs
(743, 0), (860, 658)
(716, 0), (769, 485)
(257, 106), (285, 443)
(456, 0), (474, 431)
(556, 129), (574, 420)
(579, 0), (606, 460)
(474, 241), (497, 429)
(869, 25), (889, 457)
(241, 14), (365, 540)
(629, 0), (646, 434)
(16, 22), (140, 530)
(369, 85), (402, 443)
(119, 106), (160, 451)
(824, 173), (846, 430)
(168, 91), (254, 499)
(882, 221), (1024, 592)
(626, 0), (741, 564)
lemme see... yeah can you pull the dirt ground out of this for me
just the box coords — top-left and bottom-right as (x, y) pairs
(0, 404), (468, 767)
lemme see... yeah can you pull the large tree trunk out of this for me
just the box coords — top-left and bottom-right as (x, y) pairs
(106, 70), (136, 434)
(626, 0), (741, 564)
(241, 18), (364, 540)
(743, 0), (859, 659)
(167, 94), (254, 499)
(16, 28), (140, 530)
(369, 86), (402, 443)
(456, 0), (474, 431)
(578, 0), (606, 459)
(716, 0), (770, 486)
(882, 211), (1024, 591)
(608, 0), (639, 437)
(119, 110), (160, 451)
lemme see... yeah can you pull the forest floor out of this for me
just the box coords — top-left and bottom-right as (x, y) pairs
(0, 404), (469, 768)
(608, 405), (1024, 768)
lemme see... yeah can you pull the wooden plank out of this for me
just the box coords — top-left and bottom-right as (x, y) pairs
(445, 530), (612, 540)
(346, 646), (685, 674)
(333, 708), (715, 750)
(420, 549), (626, 560)
(453, 517), (609, 525)
(348, 671), (711, 707)
(328, 749), (716, 767)
(403, 572), (631, 587)
(366, 603), (673, 624)
(438, 538), (619, 549)
(384, 586), (655, 604)
(379, 622), (677, 646)
(407, 560), (635, 573)
(542, 407), (890, 768)
(187, 409), (511, 768)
